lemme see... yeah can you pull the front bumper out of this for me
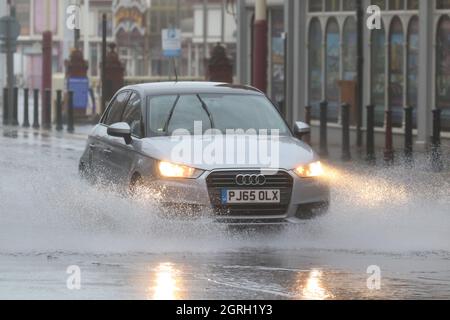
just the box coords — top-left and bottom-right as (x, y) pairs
(148, 169), (330, 224)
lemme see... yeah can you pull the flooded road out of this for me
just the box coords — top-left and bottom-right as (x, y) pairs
(0, 126), (449, 299)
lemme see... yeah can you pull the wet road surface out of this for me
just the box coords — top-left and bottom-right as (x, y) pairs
(0, 126), (449, 299)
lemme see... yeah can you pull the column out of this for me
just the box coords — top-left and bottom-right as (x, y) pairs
(236, 0), (249, 85)
(416, 0), (433, 149)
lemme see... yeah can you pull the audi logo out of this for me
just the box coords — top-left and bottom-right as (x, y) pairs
(235, 174), (267, 186)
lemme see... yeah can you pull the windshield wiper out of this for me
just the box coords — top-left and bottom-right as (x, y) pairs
(196, 94), (215, 129)
(163, 95), (181, 134)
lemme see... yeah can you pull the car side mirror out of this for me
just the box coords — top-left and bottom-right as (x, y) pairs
(294, 121), (311, 140)
(107, 122), (132, 145)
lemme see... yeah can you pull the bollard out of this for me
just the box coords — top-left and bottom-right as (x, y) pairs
(23, 88), (30, 128)
(56, 90), (63, 131)
(304, 105), (312, 146)
(431, 108), (443, 172)
(366, 105), (376, 163)
(319, 101), (328, 157)
(43, 89), (51, 130)
(2, 88), (8, 125)
(13, 87), (19, 126)
(404, 106), (413, 165)
(67, 91), (75, 133)
(384, 109), (394, 164)
(33, 89), (40, 129)
(341, 103), (351, 161)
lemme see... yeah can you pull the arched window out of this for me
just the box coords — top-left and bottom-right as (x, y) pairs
(407, 16), (419, 128)
(343, 17), (357, 81)
(389, 17), (404, 128)
(308, 18), (323, 119)
(325, 18), (340, 122)
(436, 15), (450, 132)
(371, 22), (386, 127)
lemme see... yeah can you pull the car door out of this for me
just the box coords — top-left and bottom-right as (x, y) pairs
(106, 91), (144, 185)
(96, 90), (131, 182)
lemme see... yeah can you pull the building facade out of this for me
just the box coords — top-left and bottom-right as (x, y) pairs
(146, 0), (237, 78)
(9, 0), (114, 89)
(237, 0), (450, 148)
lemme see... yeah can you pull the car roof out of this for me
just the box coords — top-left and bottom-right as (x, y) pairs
(121, 81), (265, 97)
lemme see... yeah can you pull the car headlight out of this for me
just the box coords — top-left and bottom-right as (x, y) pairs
(294, 161), (324, 178)
(158, 161), (203, 179)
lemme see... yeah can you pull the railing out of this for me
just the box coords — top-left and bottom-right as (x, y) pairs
(304, 102), (447, 172)
(2, 87), (75, 133)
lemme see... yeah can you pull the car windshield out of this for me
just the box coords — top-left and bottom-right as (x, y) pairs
(147, 94), (291, 136)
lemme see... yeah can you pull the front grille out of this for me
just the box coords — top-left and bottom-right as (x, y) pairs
(206, 170), (293, 217)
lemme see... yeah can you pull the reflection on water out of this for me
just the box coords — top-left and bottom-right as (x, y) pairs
(299, 270), (334, 300)
(149, 263), (183, 300)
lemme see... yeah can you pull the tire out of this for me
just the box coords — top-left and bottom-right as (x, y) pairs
(129, 173), (144, 195)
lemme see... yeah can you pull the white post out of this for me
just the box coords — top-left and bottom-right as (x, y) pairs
(203, 0), (208, 59)
(84, 0), (90, 71)
(221, 0), (226, 44)
(0, 0), (6, 112)
(417, 0), (433, 150)
(45, 0), (51, 31)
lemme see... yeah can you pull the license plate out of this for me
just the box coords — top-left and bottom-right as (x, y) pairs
(221, 189), (281, 204)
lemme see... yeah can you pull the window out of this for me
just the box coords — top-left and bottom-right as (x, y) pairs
(343, 17), (357, 81)
(371, 0), (387, 10)
(436, 0), (450, 9)
(122, 93), (144, 138)
(343, 0), (356, 11)
(104, 91), (130, 126)
(168, 95), (212, 135)
(148, 94), (291, 136)
(388, 17), (404, 128)
(325, 0), (341, 11)
(407, 16), (419, 128)
(15, 0), (31, 36)
(407, 0), (419, 10)
(270, 9), (285, 110)
(308, 18), (323, 120)
(309, 0), (323, 12)
(97, 12), (113, 38)
(371, 23), (386, 127)
(148, 95), (179, 135)
(325, 18), (340, 122)
(389, 0), (405, 10)
(436, 15), (450, 131)
(201, 94), (290, 135)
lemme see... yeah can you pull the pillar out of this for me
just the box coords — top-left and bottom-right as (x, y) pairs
(252, 0), (268, 93)
(417, 0), (434, 150)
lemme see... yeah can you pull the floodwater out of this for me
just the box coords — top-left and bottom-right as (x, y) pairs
(0, 126), (449, 300)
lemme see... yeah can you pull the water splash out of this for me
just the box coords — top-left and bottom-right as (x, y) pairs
(0, 139), (449, 256)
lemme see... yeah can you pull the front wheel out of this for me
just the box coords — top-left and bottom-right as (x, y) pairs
(79, 161), (96, 183)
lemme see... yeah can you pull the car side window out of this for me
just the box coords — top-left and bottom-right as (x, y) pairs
(104, 91), (130, 126)
(122, 92), (144, 138)
(148, 95), (178, 135)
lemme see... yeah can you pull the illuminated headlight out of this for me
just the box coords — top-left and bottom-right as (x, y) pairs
(294, 161), (325, 178)
(158, 161), (204, 179)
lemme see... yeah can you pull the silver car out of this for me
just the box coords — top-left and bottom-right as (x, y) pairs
(79, 82), (330, 224)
